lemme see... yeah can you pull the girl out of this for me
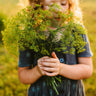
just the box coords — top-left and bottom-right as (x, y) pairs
(18, 0), (93, 96)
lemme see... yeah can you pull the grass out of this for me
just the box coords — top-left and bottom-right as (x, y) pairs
(0, 0), (20, 17)
(80, 0), (96, 96)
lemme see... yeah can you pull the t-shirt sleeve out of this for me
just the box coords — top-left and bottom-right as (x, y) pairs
(76, 34), (93, 57)
(18, 48), (35, 67)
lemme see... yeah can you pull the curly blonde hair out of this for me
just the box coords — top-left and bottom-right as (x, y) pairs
(68, 0), (83, 24)
(18, 0), (83, 24)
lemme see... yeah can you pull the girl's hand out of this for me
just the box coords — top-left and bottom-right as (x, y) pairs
(39, 52), (61, 76)
(37, 56), (51, 76)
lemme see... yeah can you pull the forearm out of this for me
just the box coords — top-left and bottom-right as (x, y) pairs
(59, 63), (93, 80)
(18, 65), (42, 84)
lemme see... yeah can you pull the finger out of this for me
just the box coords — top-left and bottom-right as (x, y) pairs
(43, 56), (50, 58)
(44, 71), (58, 76)
(42, 58), (59, 63)
(38, 56), (49, 63)
(37, 65), (44, 75)
(39, 56), (49, 60)
(40, 62), (56, 67)
(40, 67), (56, 72)
(51, 51), (58, 59)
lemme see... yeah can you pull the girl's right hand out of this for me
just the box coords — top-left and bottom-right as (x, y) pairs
(37, 56), (50, 76)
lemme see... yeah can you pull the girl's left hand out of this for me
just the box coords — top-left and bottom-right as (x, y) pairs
(39, 52), (61, 76)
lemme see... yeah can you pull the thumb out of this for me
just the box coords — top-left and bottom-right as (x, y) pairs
(51, 51), (58, 59)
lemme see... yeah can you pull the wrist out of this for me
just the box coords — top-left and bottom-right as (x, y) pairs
(59, 63), (63, 75)
(36, 65), (43, 77)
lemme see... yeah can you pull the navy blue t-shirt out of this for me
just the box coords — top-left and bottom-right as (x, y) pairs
(18, 34), (93, 96)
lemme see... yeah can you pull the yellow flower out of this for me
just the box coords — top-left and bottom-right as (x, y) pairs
(37, 19), (43, 24)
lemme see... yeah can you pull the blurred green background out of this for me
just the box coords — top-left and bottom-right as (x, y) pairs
(0, 0), (96, 96)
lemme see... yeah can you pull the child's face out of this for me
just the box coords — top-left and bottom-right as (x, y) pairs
(42, 0), (69, 12)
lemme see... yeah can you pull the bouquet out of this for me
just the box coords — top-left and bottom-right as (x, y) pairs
(1, 3), (87, 95)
